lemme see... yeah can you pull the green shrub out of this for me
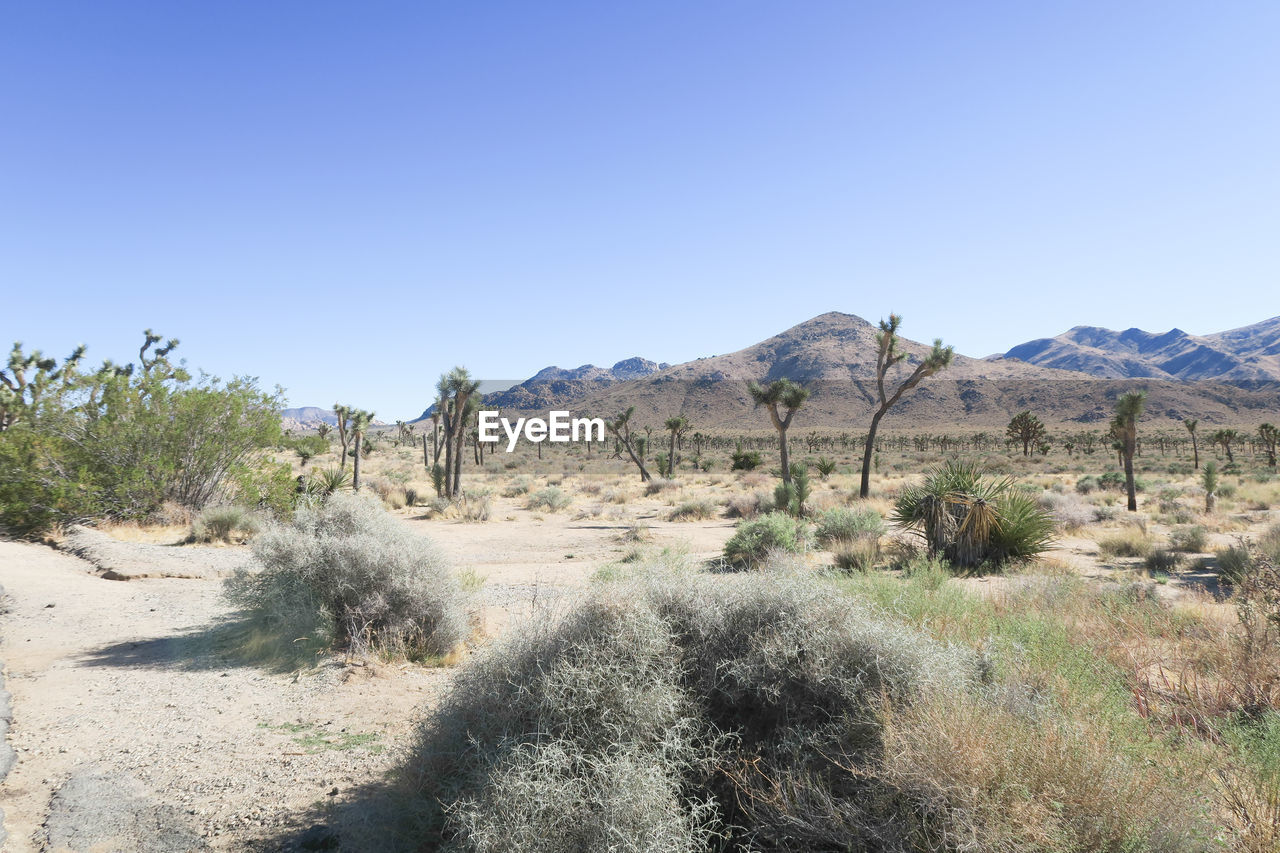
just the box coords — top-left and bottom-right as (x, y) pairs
(527, 486), (572, 513)
(722, 512), (809, 569)
(814, 506), (884, 548)
(1075, 475), (1099, 494)
(730, 442), (762, 471)
(226, 492), (472, 658)
(189, 505), (260, 543)
(1216, 544), (1254, 585)
(891, 460), (1056, 569)
(502, 475), (533, 497)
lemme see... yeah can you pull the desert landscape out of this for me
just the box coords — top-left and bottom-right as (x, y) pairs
(5, 3), (1280, 851)
(1, 311), (1280, 851)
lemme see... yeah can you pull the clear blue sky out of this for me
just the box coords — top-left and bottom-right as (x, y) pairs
(3, 2), (1277, 420)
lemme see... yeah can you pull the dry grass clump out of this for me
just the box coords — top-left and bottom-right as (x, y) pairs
(225, 492), (472, 659)
(724, 490), (771, 519)
(1038, 490), (1096, 531)
(1097, 526), (1154, 558)
(668, 499), (717, 521)
(1169, 525), (1209, 553)
(644, 478), (682, 496)
(188, 504), (260, 543)
(405, 568), (977, 852)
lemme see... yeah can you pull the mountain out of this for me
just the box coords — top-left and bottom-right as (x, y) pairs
(1002, 317), (1280, 384)
(414, 358), (668, 420)
(483, 313), (1280, 428)
(281, 407), (388, 432)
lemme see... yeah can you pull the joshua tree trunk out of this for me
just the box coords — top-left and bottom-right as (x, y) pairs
(859, 409), (887, 500)
(352, 429), (363, 491)
(668, 429), (678, 478)
(1123, 441), (1137, 512)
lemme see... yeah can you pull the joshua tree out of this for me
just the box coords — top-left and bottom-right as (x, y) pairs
(0, 341), (86, 431)
(316, 422), (332, 440)
(662, 415), (689, 478)
(1212, 428), (1240, 464)
(333, 403), (353, 471)
(605, 407), (652, 482)
(349, 408), (375, 491)
(1259, 423), (1278, 468)
(1202, 460), (1219, 513)
(747, 379), (809, 486)
(1112, 390), (1146, 512)
(1006, 410), (1046, 457)
(859, 315), (954, 498)
(436, 367), (481, 498)
(1184, 418), (1199, 469)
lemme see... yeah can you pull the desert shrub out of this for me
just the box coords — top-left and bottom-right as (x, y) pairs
(644, 478), (681, 496)
(188, 504), (260, 543)
(502, 475), (534, 498)
(0, 335), (283, 536)
(1098, 528), (1154, 559)
(814, 455), (837, 478)
(669, 500), (716, 521)
(1260, 522), (1280, 564)
(226, 492), (471, 658)
(722, 512), (809, 569)
(1037, 491), (1094, 531)
(892, 460), (1056, 569)
(1169, 525), (1209, 553)
(458, 490), (492, 522)
(526, 486), (571, 513)
(1144, 549), (1184, 573)
(404, 486), (420, 507)
(814, 505), (884, 548)
(725, 491), (771, 520)
(730, 442), (762, 471)
(1217, 543), (1254, 585)
(832, 537), (880, 572)
(1075, 475), (1099, 494)
(406, 569), (976, 852)
(365, 477), (408, 510)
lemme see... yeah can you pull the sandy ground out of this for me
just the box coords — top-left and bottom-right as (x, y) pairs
(0, 499), (735, 852)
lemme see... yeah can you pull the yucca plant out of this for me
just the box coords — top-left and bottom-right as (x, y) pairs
(891, 459), (1055, 570)
(308, 466), (352, 499)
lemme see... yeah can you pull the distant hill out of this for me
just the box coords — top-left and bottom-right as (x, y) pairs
(564, 313), (1278, 429)
(281, 406), (387, 432)
(413, 358), (667, 420)
(1002, 317), (1280, 384)
(405, 312), (1280, 429)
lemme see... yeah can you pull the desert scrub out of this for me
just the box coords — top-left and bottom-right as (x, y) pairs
(813, 505), (884, 547)
(405, 568), (978, 852)
(721, 512), (809, 569)
(892, 460), (1056, 569)
(644, 478), (681, 496)
(501, 475), (534, 498)
(225, 492), (472, 659)
(526, 486), (571, 513)
(668, 499), (716, 521)
(188, 504), (260, 543)
(724, 490), (771, 519)
(1169, 525), (1209, 553)
(1037, 491), (1095, 531)
(1097, 527), (1154, 559)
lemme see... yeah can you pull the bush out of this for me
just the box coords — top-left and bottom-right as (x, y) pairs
(892, 461), (1056, 569)
(722, 512), (809, 569)
(832, 537), (880, 572)
(725, 491), (771, 520)
(1260, 523), (1280, 564)
(1144, 549), (1184, 573)
(1098, 528), (1154, 559)
(526, 487), (571, 513)
(814, 506), (884, 548)
(406, 569), (975, 852)
(1038, 491), (1095, 531)
(1169, 525), (1209, 553)
(668, 500), (716, 521)
(1216, 543), (1254, 585)
(1075, 475), (1099, 494)
(644, 478), (681, 496)
(189, 505), (260, 543)
(502, 475), (533, 498)
(226, 492), (472, 658)
(730, 442), (762, 471)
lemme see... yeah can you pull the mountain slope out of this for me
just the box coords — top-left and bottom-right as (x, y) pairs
(1003, 317), (1280, 384)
